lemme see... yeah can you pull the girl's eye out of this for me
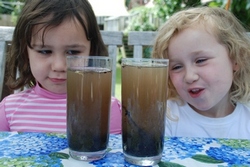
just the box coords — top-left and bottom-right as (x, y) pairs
(196, 58), (207, 64)
(67, 50), (81, 55)
(38, 50), (52, 54)
(171, 65), (182, 71)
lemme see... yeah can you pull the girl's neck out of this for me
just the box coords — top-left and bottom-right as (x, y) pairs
(189, 101), (235, 118)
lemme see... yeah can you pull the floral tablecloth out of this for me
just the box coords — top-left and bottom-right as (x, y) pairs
(0, 132), (249, 167)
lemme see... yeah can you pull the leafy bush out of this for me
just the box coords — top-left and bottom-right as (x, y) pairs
(124, 6), (158, 33)
(0, 0), (24, 25)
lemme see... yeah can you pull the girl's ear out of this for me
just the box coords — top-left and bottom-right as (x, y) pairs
(233, 61), (239, 72)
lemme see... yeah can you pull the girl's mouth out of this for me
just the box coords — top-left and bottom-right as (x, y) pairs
(50, 78), (66, 83)
(189, 88), (204, 98)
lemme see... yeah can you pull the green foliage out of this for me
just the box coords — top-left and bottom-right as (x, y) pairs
(206, 0), (250, 31)
(0, 0), (13, 14)
(206, 0), (225, 7)
(10, 0), (23, 24)
(0, 0), (23, 14)
(125, 0), (205, 32)
(125, 0), (130, 8)
(126, 0), (250, 32)
(153, 0), (203, 22)
(230, 0), (250, 31)
(124, 6), (157, 33)
(153, 0), (183, 22)
(0, 0), (24, 25)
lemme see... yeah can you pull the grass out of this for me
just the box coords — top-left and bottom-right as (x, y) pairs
(115, 64), (121, 101)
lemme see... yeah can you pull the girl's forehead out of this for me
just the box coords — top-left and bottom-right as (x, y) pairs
(32, 16), (85, 35)
(30, 19), (88, 47)
(172, 22), (215, 40)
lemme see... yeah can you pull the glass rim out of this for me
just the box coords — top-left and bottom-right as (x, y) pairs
(67, 55), (111, 60)
(121, 58), (168, 62)
(121, 58), (169, 66)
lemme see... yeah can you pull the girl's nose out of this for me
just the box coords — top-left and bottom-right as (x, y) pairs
(184, 68), (199, 84)
(52, 54), (67, 72)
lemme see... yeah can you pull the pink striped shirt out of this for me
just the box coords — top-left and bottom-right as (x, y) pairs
(0, 84), (121, 134)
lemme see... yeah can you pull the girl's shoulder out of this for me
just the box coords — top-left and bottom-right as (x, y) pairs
(2, 88), (34, 103)
(166, 100), (184, 121)
(240, 102), (250, 108)
(236, 102), (250, 114)
(167, 99), (186, 109)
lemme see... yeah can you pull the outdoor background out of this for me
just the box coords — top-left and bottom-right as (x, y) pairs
(1, 0), (249, 100)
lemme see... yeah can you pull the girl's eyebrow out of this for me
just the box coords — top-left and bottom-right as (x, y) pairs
(31, 44), (86, 48)
(65, 44), (86, 48)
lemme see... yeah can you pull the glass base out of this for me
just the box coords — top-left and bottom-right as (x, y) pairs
(69, 149), (106, 161)
(124, 153), (162, 166)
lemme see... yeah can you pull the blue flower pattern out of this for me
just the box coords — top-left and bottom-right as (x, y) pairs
(0, 132), (68, 166)
(206, 139), (250, 166)
(161, 137), (215, 161)
(0, 132), (250, 166)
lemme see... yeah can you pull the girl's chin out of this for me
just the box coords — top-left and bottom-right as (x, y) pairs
(188, 103), (211, 112)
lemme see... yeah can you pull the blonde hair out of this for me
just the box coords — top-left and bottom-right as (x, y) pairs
(152, 7), (250, 104)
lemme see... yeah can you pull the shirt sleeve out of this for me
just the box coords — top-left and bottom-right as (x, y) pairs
(0, 98), (10, 131)
(109, 97), (122, 134)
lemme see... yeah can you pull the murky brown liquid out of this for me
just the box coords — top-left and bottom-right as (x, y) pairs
(122, 65), (168, 157)
(67, 68), (112, 152)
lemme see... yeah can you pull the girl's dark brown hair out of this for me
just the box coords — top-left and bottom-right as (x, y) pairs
(7, 0), (108, 90)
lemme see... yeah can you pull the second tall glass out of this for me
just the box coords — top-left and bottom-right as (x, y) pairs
(121, 58), (169, 166)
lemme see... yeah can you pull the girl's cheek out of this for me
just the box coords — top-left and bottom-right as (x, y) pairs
(169, 73), (180, 86)
(169, 72), (176, 81)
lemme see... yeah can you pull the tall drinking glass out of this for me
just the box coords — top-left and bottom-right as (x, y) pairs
(121, 58), (168, 166)
(67, 56), (112, 161)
